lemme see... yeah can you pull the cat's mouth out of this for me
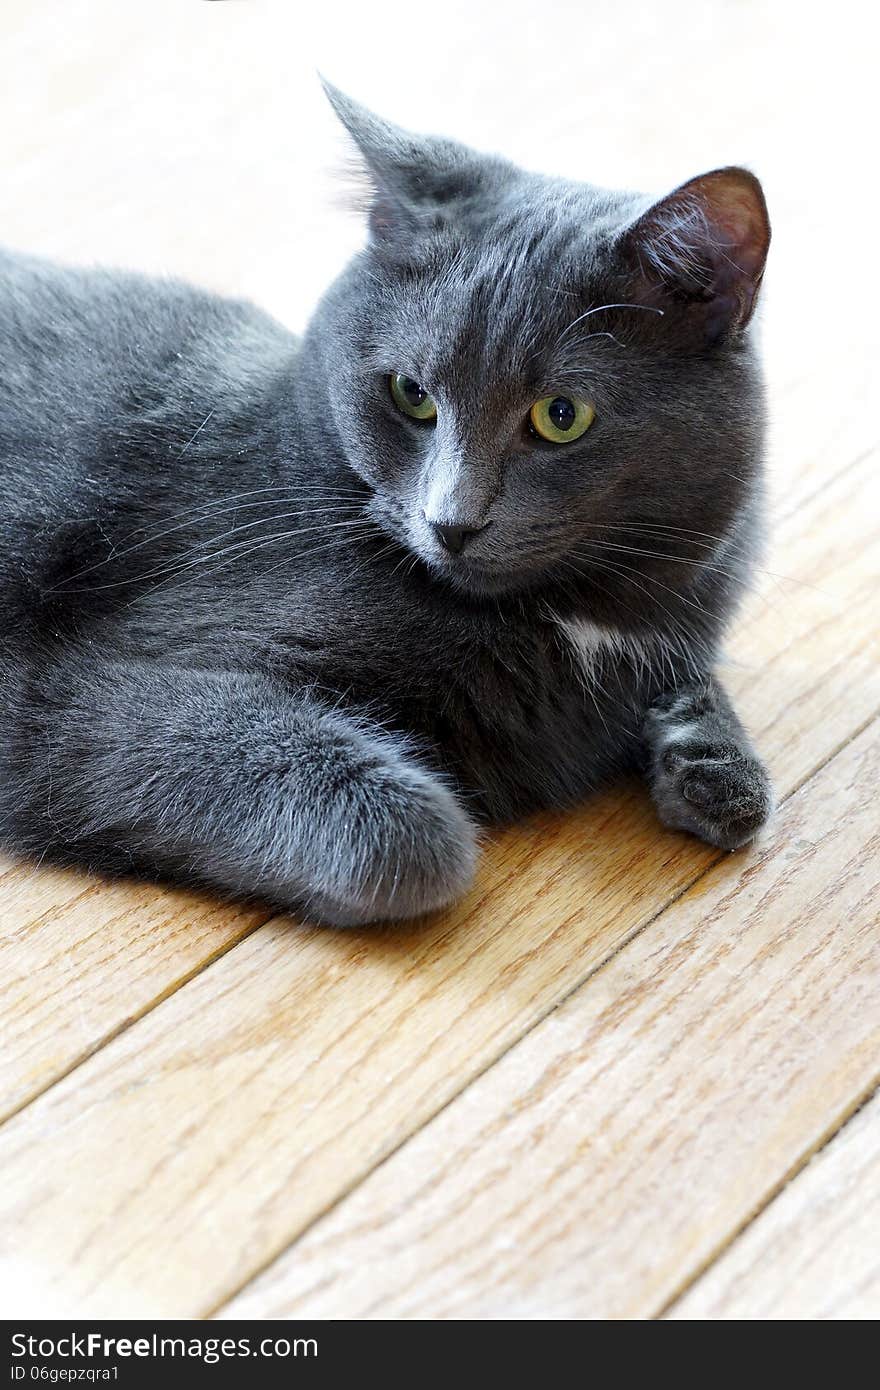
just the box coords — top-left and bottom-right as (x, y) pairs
(420, 542), (536, 597)
(373, 499), (533, 596)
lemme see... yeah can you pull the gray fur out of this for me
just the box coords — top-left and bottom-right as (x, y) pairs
(643, 678), (774, 849)
(0, 87), (773, 924)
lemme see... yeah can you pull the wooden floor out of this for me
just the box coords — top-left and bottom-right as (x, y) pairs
(1, 2), (878, 1320)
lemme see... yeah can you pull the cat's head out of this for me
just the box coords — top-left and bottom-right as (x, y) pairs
(311, 83), (770, 608)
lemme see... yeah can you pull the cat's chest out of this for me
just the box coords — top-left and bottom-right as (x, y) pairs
(436, 614), (647, 816)
(553, 616), (654, 687)
(345, 605), (646, 812)
(268, 594), (648, 816)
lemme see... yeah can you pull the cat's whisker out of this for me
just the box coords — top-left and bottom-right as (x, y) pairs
(388, 548), (415, 582)
(150, 505), (371, 565)
(53, 497), (369, 587)
(555, 329), (626, 358)
(74, 517), (378, 593)
(571, 543), (711, 623)
(116, 482), (370, 540)
(564, 519), (755, 558)
(585, 519), (735, 540)
(553, 301), (664, 352)
(255, 530), (395, 586)
(170, 407), (217, 462)
(572, 525), (825, 596)
(121, 523), (384, 606)
(587, 539), (802, 619)
(554, 561), (680, 721)
(594, 528), (743, 553)
(571, 537), (748, 583)
(555, 558), (676, 655)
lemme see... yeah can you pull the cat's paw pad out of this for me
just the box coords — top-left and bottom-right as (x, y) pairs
(650, 742), (773, 850)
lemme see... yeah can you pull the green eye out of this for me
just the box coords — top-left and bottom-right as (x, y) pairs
(529, 395), (595, 444)
(389, 373), (438, 422)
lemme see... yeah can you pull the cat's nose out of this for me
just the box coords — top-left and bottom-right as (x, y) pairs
(430, 521), (488, 554)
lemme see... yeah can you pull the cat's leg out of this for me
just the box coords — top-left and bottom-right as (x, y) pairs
(642, 674), (773, 850)
(7, 657), (478, 925)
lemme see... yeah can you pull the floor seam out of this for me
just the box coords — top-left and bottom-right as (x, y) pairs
(205, 706), (880, 1318)
(654, 1072), (880, 1320)
(0, 911), (275, 1129)
(8, 448), (874, 1132)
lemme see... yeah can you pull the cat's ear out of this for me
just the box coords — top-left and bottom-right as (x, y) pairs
(620, 168), (770, 344)
(321, 79), (495, 248)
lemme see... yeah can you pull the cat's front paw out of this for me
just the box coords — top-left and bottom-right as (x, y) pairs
(301, 759), (480, 928)
(646, 727), (773, 851)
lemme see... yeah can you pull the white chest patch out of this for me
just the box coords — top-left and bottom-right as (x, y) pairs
(555, 617), (654, 687)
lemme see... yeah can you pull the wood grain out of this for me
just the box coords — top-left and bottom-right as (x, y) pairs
(0, 0), (877, 1321)
(0, 445), (876, 1317)
(0, 412), (874, 1129)
(0, 857), (268, 1120)
(220, 720), (880, 1319)
(0, 0), (874, 1126)
(667, 1090), (880, 1320)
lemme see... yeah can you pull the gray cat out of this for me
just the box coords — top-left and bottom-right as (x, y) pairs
(0, 84), (773, 926)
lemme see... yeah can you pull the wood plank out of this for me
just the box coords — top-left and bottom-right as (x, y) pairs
(666, 1090), (880, 1320)
(765, 352), (878, 522)
(0, 350), (872, 1125)
(220, 719), (880, 1320)
(0, 344), (865, 1128)
(0, 858), (268, 1120)
(724, 450), (879, 781)
(0, 0), (874, 1143)
(1, 0), (877, 1323)
(0, 447), (875, 1318)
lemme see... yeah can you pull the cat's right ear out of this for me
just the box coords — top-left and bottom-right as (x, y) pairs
(321, 79), (495, 250)
(619, 167), (771, 345)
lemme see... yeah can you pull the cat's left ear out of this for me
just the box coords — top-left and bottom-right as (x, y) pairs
(321, 79), (500, 249)
(620, 168), (771, 344)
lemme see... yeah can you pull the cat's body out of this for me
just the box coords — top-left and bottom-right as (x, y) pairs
(0, 89), (773, 924)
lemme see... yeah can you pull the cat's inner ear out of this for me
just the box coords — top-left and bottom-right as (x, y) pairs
(321, 78), (493, 247)
(621, 168), (771, 343)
